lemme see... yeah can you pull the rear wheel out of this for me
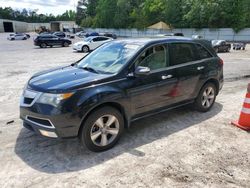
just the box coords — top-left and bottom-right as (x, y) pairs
(194, 83), (216, 112)
(79, 107), (124, 152)
(82, 45), (89, 53)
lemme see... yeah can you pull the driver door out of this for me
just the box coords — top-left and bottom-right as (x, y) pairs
(127, 44), (178, 117)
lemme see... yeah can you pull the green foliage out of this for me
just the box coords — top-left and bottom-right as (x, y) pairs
(77, 0), (250, 31)
(0, 7), (76, 23)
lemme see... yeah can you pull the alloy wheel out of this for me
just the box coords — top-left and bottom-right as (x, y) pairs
(90, 115), (120, 147)
(201, 86), (215, 108)
(82, 46), (89, 53)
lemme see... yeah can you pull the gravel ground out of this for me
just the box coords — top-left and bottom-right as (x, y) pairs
(0, 33), (250, 187)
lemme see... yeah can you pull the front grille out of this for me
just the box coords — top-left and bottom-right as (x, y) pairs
(26, 116), (53, 128)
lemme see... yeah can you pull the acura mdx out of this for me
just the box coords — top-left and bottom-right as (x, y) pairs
(20, 37), (224, 151)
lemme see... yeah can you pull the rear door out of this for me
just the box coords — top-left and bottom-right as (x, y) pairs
(51, 36), (61, 45)
(168, 42), (211, 102)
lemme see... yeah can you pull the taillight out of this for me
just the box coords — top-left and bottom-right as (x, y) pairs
(219, 58), (224, 66)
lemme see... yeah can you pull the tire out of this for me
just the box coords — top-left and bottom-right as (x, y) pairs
(79, 107), (124, 152)
(194, 83), (217, 112)
(82, 45), (89, 53)
(63, 42), (69, 47)
(40, 43), (47, 48)
(22, 37), (27, 40)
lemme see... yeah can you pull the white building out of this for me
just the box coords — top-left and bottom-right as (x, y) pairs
(0, 19), (78, 33)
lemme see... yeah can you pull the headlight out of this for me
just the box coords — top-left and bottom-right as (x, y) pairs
(36, 92), (74, 107)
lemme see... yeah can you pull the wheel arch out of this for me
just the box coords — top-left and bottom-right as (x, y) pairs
(202, 78), (220, 95)
(82, 45), (89, 52)
(78, 101), (129, 137)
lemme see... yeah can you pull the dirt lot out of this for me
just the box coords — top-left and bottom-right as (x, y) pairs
(0, 33), (250, 188)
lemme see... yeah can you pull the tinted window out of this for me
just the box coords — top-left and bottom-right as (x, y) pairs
(137, 45), (167, 71)
(99, 37), (109, 41)
(93, 37), (108, 42)
(195, 44), (212, 59)
(169, 43), (198, 66)
(93, 37), (100, 42)
(41, 35), (52, 38)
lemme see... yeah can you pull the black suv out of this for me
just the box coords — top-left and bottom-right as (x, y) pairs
(34, 34), (72, 48)
(20, 38), (223, 151)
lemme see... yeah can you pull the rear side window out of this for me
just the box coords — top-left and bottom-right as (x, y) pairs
(169, 43), (198, 66)
(195, 44), (212, 59)
(94, 37), (108, 42)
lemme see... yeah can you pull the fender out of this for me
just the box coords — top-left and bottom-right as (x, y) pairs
(76, 84), (131, 129)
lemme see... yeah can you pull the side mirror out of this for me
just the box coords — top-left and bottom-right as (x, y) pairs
(135, 66), (151, 76)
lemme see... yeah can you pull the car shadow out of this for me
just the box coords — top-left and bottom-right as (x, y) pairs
(15, 103), (222, 174)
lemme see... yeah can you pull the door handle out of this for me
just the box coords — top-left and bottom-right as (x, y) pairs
(197, 66), (205, 70)
(161, 75), (173, 80)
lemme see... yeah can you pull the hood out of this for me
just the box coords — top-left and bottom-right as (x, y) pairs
(28, 66), (111, 93)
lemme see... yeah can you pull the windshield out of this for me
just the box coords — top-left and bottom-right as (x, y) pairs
(77, 41), (141, 74)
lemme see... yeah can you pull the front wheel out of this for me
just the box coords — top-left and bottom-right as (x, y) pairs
(63, 42), (69, 47)
(82, 45), (89, 53)
(79, 107), (124, 152)
(194, 83), (217, 112)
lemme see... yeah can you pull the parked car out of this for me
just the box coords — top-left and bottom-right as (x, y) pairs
(157, 33), (184, 37)
(76, 31), (88, 38)
(7, 33), (28, 40)
(102, 32), (117, 39)
(212, 40), (231, 53)
(20, 37), (223, 152)
(233, 42), (246, 50)
(192, 35), (203, 39)
(16, 32), (30, 38)
(86, 32), (99, 37)
(53, 32), (66, 38)
(34, 34), (72, 48)
(73, 36), (113, 52)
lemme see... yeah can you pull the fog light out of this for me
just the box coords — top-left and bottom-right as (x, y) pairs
(39, 130), (58, 138)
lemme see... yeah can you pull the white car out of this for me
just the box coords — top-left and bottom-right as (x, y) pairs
(73, 36), (113, 52)
(7, 33), (27, 40)
(192, 35), (203, 39)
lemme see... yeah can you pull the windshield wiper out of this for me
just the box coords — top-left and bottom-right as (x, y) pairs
(80, 66), (99, 74)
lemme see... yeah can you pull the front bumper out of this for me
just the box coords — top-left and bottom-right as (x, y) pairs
(20, 89), (81, 138)
(73, 45), (82, 51)
(22, 119), (58, 138)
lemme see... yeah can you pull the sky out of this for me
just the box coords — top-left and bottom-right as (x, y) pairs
(0, 0), (77, 15)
